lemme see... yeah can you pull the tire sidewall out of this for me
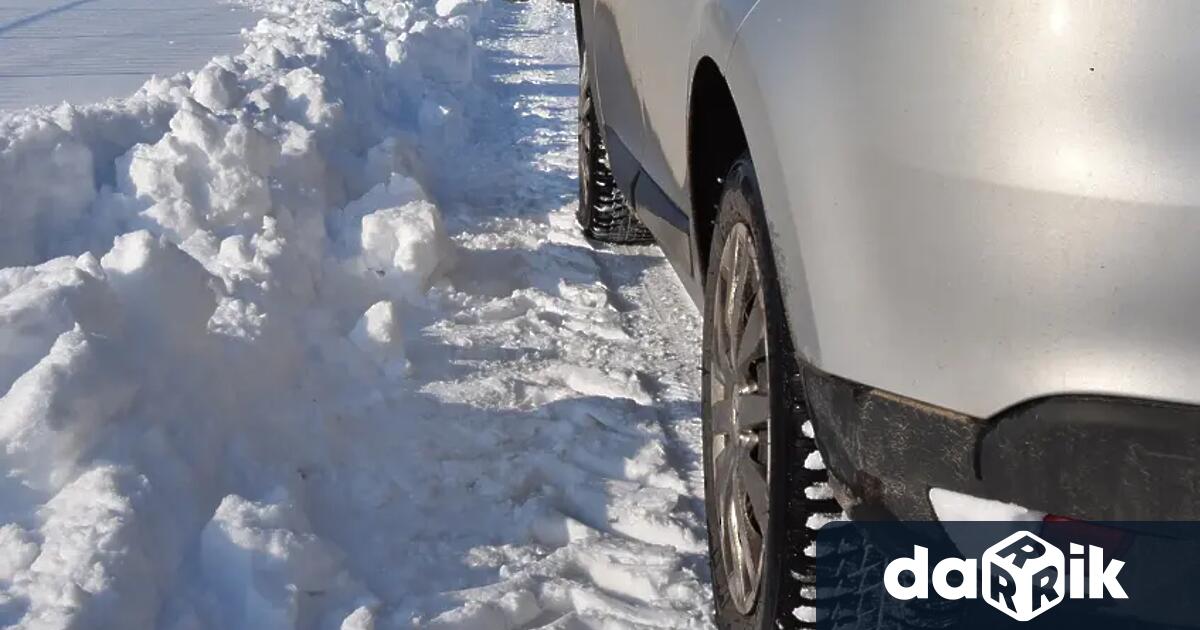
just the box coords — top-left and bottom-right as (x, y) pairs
(577, 58), (596, 230)
(703, 155), (800, 630)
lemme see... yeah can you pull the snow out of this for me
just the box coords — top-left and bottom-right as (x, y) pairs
(0, 0), (711, 628)
(0, 0), (259, 112)
(927, 488), (1045, 523)
(930, 489), (1046, 561)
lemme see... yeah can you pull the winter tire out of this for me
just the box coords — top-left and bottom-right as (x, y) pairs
(702, 155), (963, 630)
(702, 153), (841, 630)
(577, 60), (652, 244)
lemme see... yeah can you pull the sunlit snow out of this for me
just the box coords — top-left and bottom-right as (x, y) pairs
(0, 0), (258, 111)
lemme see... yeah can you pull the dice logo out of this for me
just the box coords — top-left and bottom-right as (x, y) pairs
(982, 531), (1065, 621)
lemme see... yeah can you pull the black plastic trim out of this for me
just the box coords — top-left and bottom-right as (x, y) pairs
(601, 124), (640, 199)
(801, 365), (1200, 522)
(600, 123), (696, 290)
(634, 168), (690, 232)
(979, 396), (1200, 521)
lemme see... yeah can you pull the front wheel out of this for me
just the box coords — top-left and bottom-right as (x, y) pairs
(703, 156), (962, 630)
(702, 154), (841, 629)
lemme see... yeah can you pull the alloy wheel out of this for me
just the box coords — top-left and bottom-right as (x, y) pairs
(709, 222), (771, 615)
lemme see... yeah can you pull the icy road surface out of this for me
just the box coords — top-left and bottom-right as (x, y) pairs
(0, 0), (257, 111)
(0, 0), (713, 627)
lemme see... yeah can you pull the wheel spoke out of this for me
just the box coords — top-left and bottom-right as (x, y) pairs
(734, 490), (760, 572)
(736, 392), (770, 432)
(725, 321), (739, 381)
(730, 533), (749, 597)
(720, 494), (741, 593)
(716, 252), (733, 303)
(736, 538), (754, 593)
(741, 527), (760, 578)
(739, 455), (770, 528)
(726, 239), (750, 341)
(711, 320), (736, 390)
(710, 356), (734, 392)
(733, 230), (751, 286)
(713, 277), (732, 365)
(711, 397), (735, 435)
(735, 299), (766, 375)
(714, 445), (737, 506)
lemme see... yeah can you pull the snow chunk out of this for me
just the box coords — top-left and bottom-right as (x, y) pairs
(342, 175), (450, 301)
(192, 61), (246, 111)
(0, 117), (96, 266)
(0, 525), (38, 582)
(0, 255), (119, 394)
(340, 606), (377, 630)
(561, 367), (652, 406)
(406, 18), (477, 86)
(120, 104), (280, 240)
(277, 67), (341, 126)
(100, 231), (218, 351)
(426, 590), (540, 630)
(0, 329), (137, 491)
(435, 0), (481, 20)
(199, 492), (374, 630)
(349, 301), (409, 379)
(22, 466), (161, 629)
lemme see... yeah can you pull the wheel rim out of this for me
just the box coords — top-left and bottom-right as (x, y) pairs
(709, 222), (771, 615)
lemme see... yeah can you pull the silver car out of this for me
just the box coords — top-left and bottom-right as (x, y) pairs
(571, 0), (1200, 627)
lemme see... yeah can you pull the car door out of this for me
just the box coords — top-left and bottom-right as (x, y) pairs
(586, 0), (644, 188)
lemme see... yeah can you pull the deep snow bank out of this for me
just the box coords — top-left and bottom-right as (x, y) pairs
(0, 0), (477, 627)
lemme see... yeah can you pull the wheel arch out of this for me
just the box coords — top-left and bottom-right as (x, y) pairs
(688, 37), (823, 365)
(688, 57), (748, 281)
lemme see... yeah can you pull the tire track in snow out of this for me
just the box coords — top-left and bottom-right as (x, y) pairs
(383, 1), (715, 627)
(0, 0), (98, 36)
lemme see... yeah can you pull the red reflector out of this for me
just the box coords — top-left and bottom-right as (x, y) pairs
(1041, 515), (1133, 559)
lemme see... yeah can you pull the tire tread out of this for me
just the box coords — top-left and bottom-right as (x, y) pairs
(577, 89), (653, 244)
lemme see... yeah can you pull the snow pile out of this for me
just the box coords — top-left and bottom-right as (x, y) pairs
(0, 0), (473, 627)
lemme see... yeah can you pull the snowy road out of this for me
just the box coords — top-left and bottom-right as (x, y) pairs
(0, 0), (257, 111)
(0, 1), (712, 628)
(394, 4), (713, 626)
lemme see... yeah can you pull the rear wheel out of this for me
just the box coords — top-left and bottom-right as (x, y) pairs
(703, 153), (841, 629)
(577, 61), (652, 244)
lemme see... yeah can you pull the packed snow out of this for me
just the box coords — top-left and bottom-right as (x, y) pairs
(0, 0), (712, 628)
(0, 0), (259, 112)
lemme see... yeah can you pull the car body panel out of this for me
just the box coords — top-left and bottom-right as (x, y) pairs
(585, 0), (1200, 420)
(622, 0), (695, 211)
(634, 0), (758, 216)
(736, 1), (1200, 418)
(586, 0), (643, 163)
